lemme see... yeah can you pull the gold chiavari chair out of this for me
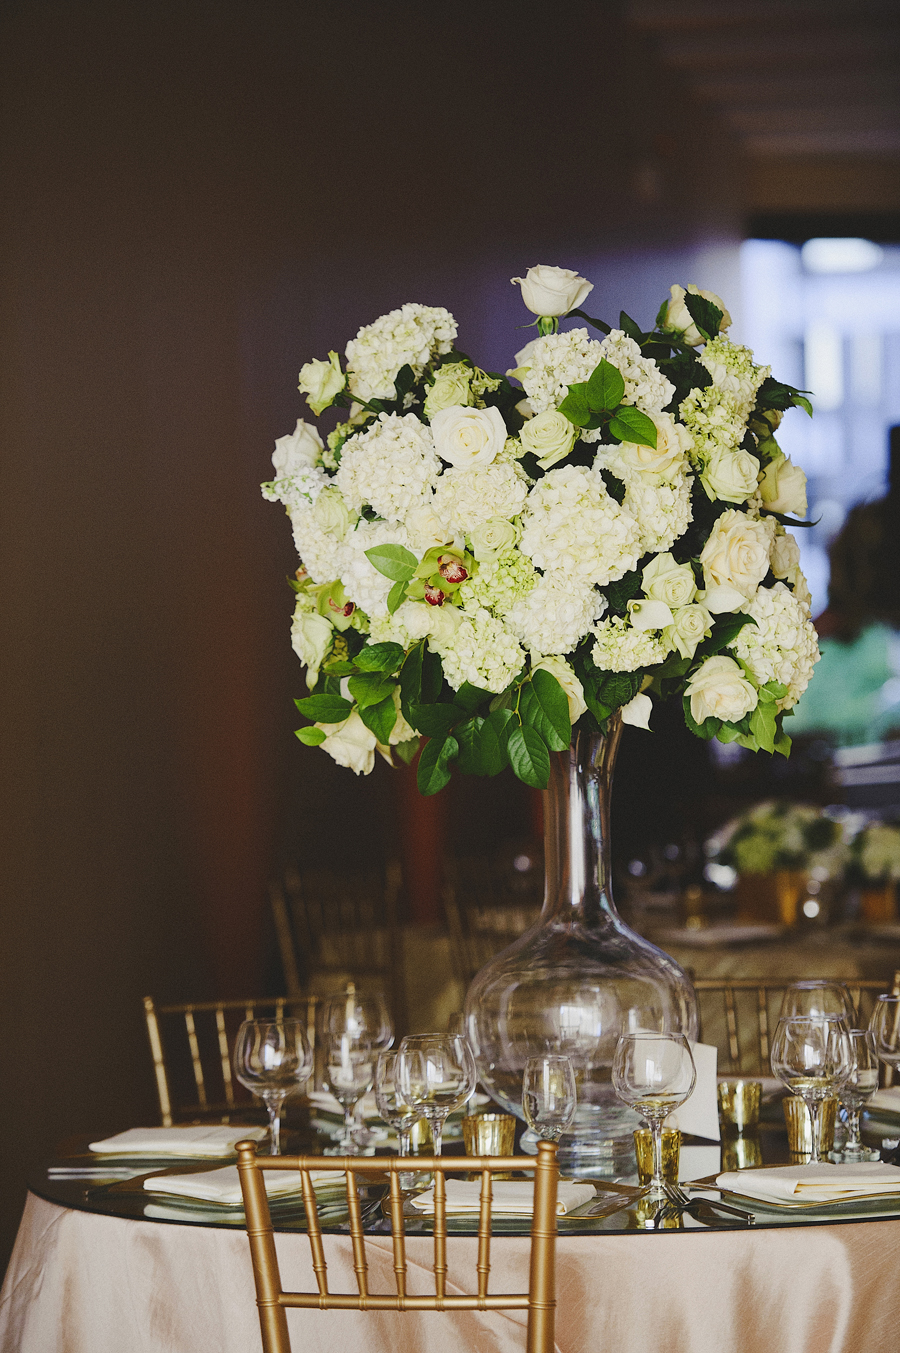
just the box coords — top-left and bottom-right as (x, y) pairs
(236, 1139), (559, 1353)
(693, 973), (900, 1079)
(142, 994), (320, 1127)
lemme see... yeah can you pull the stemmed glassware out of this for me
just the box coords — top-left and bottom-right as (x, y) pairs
(522, 1055), (577, 1143)
(323, 1034), (375, 1154)
(375, 1050), (422, 1160)
(835, 1029), (879, 1160)
(612, 1032), (696, 1199)
(233, 1018), (313, 1156)
(322, 987), (392, 1146)
(780, 980), (856, 1023)
(770, 1014), (852, 1164)
(396, 1034), (477, 1157)
(870, 994), (900, 1072)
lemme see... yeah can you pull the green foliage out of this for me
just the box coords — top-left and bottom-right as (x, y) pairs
(294, 693), (352, 722)
(417, 734), (459, 795)
(358, 695), (397, 744)
(365, 544), (418, 582)
(604, 567), (643, 617)
(507, 725), (551, 788)
(354, 642), (405, 673)
(408, 702), (465, 737)
(519, 670), (571, 752)
(755, 376), (813, 418)
(568, 308), (612, 335)
(683, 291), (724, 343)
(597, 468), (627, 504)
(347, 673), (395, 708)
(393, 737), (421, 765)
(608, 406), (657, 449)
(295, 726), (327, 746)
(586, 359), (625, 412)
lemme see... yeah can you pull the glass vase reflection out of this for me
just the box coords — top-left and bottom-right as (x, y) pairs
(464, 719), (698, 1169)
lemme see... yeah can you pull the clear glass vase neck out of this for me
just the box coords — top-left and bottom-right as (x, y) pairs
(542, 717), (623, 927)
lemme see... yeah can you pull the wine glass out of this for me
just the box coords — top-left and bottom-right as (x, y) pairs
(232, 1019), (312, 1156)
(322, 986), (392, 1146)
(397, 1034), (477, 1156)
(522, 1055), (577, 1143)
(323, 1034), (375, 1154)
(612, 1032), (696, 1200)
(836, 1029), (879, 1160)
(780, 980), (856, 1023)
(375, 1050), (423, 1187)
(870, 994), (900, 1071)
(770, 1014), (852, 1164)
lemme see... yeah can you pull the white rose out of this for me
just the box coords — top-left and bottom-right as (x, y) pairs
(273, 419), (324, 476)
(469, 517), (518, 560)
(621, 692), (653, 730)
(315, 710), (377, 775)
(298, 351), (346, 416)
(642, 552), (697, 608)
(405, 500), (454, 553)
(425, 602), (463, 644)
(507, 340), (538, 382)
(627, 598), (674, 631)
(701, 446), (760, 504)
(290, 603), (333, 688)
(312, 486), (356, 540)
(759, 452), (808, 517)
(665, 284), (732, 346)
(386, 689), (417, 748)
(612, 413), (692, 483)
(532, 655), (587, 723)
(511, 265), (593, 318)
(519, 410), (577, 470)
(699, 510), (774, 612)
(424, 366), (472, 420)
(686, 655), (758, 725)
(770, 529), (801, 580)
(431, 405), (507, 469)
(663, 604), (712, 660)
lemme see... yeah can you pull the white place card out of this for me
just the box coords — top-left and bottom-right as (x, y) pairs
(664, 1040), (720, 1141)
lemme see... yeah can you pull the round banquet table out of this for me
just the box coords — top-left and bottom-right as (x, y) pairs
(4, 1136), (900, 1353)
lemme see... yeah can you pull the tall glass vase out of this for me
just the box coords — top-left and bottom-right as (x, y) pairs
(464, 717), (698, 1170)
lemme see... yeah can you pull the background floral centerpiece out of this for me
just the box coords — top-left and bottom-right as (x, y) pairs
(263, 264), (819, 792)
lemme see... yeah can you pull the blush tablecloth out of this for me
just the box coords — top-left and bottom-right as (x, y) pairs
(2, 1192), (900, 1353)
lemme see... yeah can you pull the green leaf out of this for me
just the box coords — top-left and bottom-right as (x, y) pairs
(421, 647), (444, 703)
(568, 308), (612, 335)
(408, 702), (464, 737)
(774, 728), (792, 757)
(400, 642), (425, 709)
(749, 700), (777, 754)
(708, 613), (757, 654)
(586, 358), (625, 412)
(558, 384), (592, 427)
(393, 363), (415, 402)
(597, 468), (626, 505)
(507, 725), (551, 788)
(365, 544), (418, 582)
(454, 682), (493, 714)
(480, 707), (516, 775)
(604, 567), (643, 617)
(595, 670), (644, 710)
(354, 642), (405, 673)
(295, 726), (327, 746)
(387, 580), (408, 613)
(682, 693), (721, 741)
(455, 716), (487, 775)
(608, 406), (658, 449)
(417, 734), (458, 795)
(619, 311), (644, 344)
(347, 673), (395, 708)
(521, 670), (571, 751)
(294, 693), (352, 722)
(358, 694), (397, 744)
(683, 291), (724, 343)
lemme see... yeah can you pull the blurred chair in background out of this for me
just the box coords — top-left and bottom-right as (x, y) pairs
(443, 844), (543, 988)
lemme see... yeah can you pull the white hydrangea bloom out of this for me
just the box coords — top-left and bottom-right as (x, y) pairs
(680, 384), (747, 464)
(339, 519), (413, 619)
(289, 503), (348, 584)
(367, 599), (436, 649)
(595, 329), (675, 416)
(262, 461), (328, 512)
(519, 328), (606, 416)
(344, 304), (458, 402)
(728, 581), (820, 710)
(507, 574), (606, 655)
(458, 548), (538, 618)
(622, 472), (694, 556)
(700, 336), (770, 421)
(518, 465), (642, 586)
(431, 607), (525, 693)
(432, 462), (530, 536)
(335, 413), (439, 522)
(591, 615), (670, 672)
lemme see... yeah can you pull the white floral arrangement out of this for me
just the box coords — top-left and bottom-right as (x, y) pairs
(848, 822), (900, 884)
(263, 265), (819, 792)
(705, 801), (844, 877)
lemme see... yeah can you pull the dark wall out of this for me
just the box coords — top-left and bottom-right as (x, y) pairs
(0, 0), (743, 1271)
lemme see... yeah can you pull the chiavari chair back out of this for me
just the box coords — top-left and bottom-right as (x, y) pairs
(693, 972), (900, 1078)
(142, 994), (319, 1126)
(236, 1138), (559, 1353)
(443, 847), (543, 987)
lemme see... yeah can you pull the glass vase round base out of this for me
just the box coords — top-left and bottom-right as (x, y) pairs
(828, 1145), (882, 1163)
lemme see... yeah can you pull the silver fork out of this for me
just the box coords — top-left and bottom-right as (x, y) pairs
(663, 1180), (755, 1223)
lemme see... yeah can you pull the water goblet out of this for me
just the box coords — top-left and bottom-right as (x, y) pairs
(612, 1032), (696, 1199)
(770, 1014), (852, 1164)
(780, 980), (856, 1023)
(397, 1033), (476, 1157)
(232, 1018), (313, 1156)
(837, 1029), (879, 1159)
(522, 1055), (577, 1143)
(375, 1050), (422, 1159)
(322, 985), (394, 1051)
(870, 994), (900, 1071)
(323, 1034), (375, 1154)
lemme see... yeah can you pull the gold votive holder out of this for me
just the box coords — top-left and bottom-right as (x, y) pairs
(633, 1128), (681, 1186)
(718, 1080), (762, 1130)
(782, 1094), (837, 1157)
(721, 1130), (764, 1173)
(462, 1113), (516, 1158)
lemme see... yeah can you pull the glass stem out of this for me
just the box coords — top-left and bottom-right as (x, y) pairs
(265, 1091), (286, 1155)
(398, 1126), (411, 1158)
(651, 1118), (664, 1190)
(343, 1100), (358, 1153)
(808, 1099), (822, 1164)
(846, 1106), (861, 1149)
(431, 1115), (444, 1158)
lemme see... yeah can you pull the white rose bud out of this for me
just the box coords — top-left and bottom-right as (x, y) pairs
(298, 351), (346, 417)
(699, 510), (774, 612)
(273, 419), (324, 476)
(686, 655), (758, 725)
(510, 265), (593, 318)
(627, 598), (674, 631)
(315, 710), (377, 775)
(312, 486), (356, 540)
(770, 528), (801, 580)
(519, 410), (577, 470)
(621, 692), (653, 730)
(701, 446), (760, 504)
(759, 452), (808, 517)
(470, 517), (518, 560)
(663, 604), (713, 660)
(290, 602), (333, 689)
(612, 413), (692, 483)
(431, 404), (507, 469)
(642, 552), (697, 609)
(424, 366), (473, 421)
(532, 655), (587, 724)
(665, 284), (733, 346)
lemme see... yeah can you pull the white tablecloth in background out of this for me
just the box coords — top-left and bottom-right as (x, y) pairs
(2, 1192), (900, 1353)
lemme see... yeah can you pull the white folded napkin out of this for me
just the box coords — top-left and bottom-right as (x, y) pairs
(867, 1087), (900, 1116)
(409, 1179), (595, 1216)
(717, 1161), (900, 1204)
(89, 1126), (268, 1157)
(143, 1162), (344, 1206)
(308, 1091), (381, 1119)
